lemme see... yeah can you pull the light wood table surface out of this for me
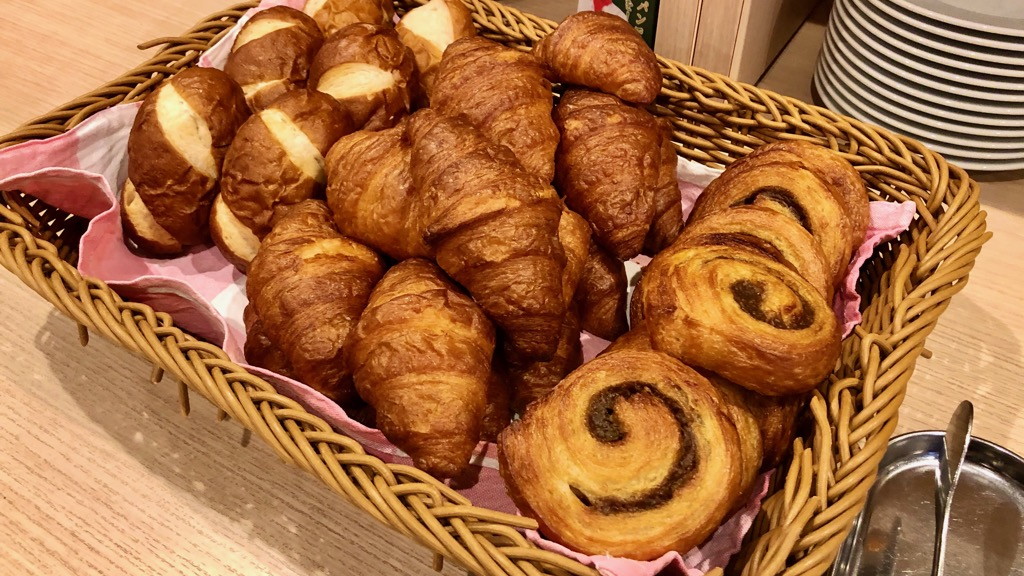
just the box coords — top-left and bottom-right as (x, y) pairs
(1, 2), (1021, 575)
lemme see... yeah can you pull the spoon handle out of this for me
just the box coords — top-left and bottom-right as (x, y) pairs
(931, 400), (974, 576)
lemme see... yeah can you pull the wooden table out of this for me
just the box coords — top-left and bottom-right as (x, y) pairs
(1, 2), (1021, 574)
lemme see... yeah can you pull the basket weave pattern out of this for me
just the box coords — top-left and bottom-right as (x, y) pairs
(0, 2), (990, 575)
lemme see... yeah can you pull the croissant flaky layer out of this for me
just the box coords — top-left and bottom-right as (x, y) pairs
(346, 258), (495, 479)
(246, 200), (385, 404)
(498, 349), (743, 560)
(431, 36), (559, 182)
(408, 109), (567, 362)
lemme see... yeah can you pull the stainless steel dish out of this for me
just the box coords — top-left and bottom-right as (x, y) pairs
(830, 431), (1024, 575)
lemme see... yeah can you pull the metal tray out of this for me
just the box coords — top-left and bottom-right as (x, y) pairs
(831, 431), (1024, 575)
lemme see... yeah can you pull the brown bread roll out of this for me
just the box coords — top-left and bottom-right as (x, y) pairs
(125, 67), (249, 252)
(219, 89), (354, 242)
(246, 200), (385, 404)
(224, 6), (324, 111)
(346, 258), (495, 479)
(431, 36), (559, 182)
(209, 193), (260, 272)
(309, 23), (416, 131)
(533, 10), (661, 104)
(396, 0), (476, 95)
(303, 0), (395, 36)
(119, 179), (182, 257)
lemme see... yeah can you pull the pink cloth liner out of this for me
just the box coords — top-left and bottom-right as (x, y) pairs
(0, 2), (917, 573)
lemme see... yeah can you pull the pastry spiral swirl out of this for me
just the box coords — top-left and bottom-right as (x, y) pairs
(498, 349), (743, 560)
(640, 240), (841, 396)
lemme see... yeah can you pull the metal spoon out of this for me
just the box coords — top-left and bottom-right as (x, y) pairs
(932, 400), (974, 576)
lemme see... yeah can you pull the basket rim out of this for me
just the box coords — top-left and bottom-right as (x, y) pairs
(0, 2), (991, 575)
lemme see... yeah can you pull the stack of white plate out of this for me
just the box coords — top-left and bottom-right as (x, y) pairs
(813, 0), (1024, 171)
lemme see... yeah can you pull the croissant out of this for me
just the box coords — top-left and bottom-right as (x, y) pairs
(345, 258), (494, 478)
(498, 349), (743, 559)
(688, 160), (852, 284)
(643, 118), (683, 255)
(246, 200), (385, 404)
(677, 205), (832, 302)
(576, 242), (628, 340)
(554, 89), (660, 260)
(640, 236), (841, 396)
(242, 303), (294, 380)
(481, 359), (513, 442)
(558, 208), (592, 306)
(408, 109), (566, 361)
(431, 37), (559, 182)
(506, 303), (583, 415)
(736, 140), (869, 249)
(533, 11), (661, 104)
(324, 120), (432, 260)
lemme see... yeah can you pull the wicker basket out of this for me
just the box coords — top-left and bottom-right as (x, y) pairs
(0, 2), (990, 575)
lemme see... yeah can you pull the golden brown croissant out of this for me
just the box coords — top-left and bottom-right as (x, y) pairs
(554, 89), (660, 260)
(396, 0), (477, 96)
(242, 303), (294, 380)
(303, 0), (395, 36)
(676, 205), (833, 302)
(506, 303), (583, 415)
(687, 160), (852, 284)
(246, 200), (385, 404)
(481, 359), (513, 442)
(576, 242), (628, 340)
(639, 236), (841, 396)
(431, 36), (559, 182)
(324, 119), (432, 260)
(224, 6), (324, 111)
(308, 23), (416, 130)
(345, 258), (495, 479)
(533, 11), (661, 105)
(736, 140), (869, 249)
(126, 67), (250, 250)
(643, 119), (683, 255)
(558, 208), (592, 306)
(408, 109), (566, 361)
(498, 349), (743, 560)
(220, 89), (354, 238)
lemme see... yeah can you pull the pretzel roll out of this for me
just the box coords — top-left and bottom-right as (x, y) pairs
(688, 161), (852, 283)
(738, 140), (869, 249)
(220, 90), (352, 238)
(209, 193), (260, 272)
(554, 89), (660, 260)
(641, 239), (841, 396)
(498, 349), (743, 560)
(676, 206), (833, 302)
(126, 67), (249, 249)
(575, 242), (628, 341)
(533, 11), (661, 105)
(224, 6), (324, 111)
(246, 200), (385, 404)
(396, 0), (476, 95)
(325, 119), (432, 260)
(303, 0), (395, 36)
(309, 23), (415, 130)
(120, 179), (183, 257)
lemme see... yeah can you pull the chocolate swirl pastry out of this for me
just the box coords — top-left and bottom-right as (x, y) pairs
(498, 349), (743, 560)
(688, 160), (853, 285)
(640, 239), (841, 396)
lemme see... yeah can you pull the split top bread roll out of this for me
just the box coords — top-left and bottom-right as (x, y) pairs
(309, 23), (416, 131)
(224, 6), (323, 111)
(534, 11), (662, 105)
(408, 109), (567, 362)
(220, 89), (354, 238)
(431, 36), (559, 183)
(324, 119), (432, 260)
(396, 0), (476, 95)
(554, 89), (661, 260)
(209, 193), (260, 272)
(303, 0), (395, 36)
(125, 67), (249, 251)
(246, 200), (385, 404)
(498, 349), (743, 560)
(346, 259), (495, 479)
